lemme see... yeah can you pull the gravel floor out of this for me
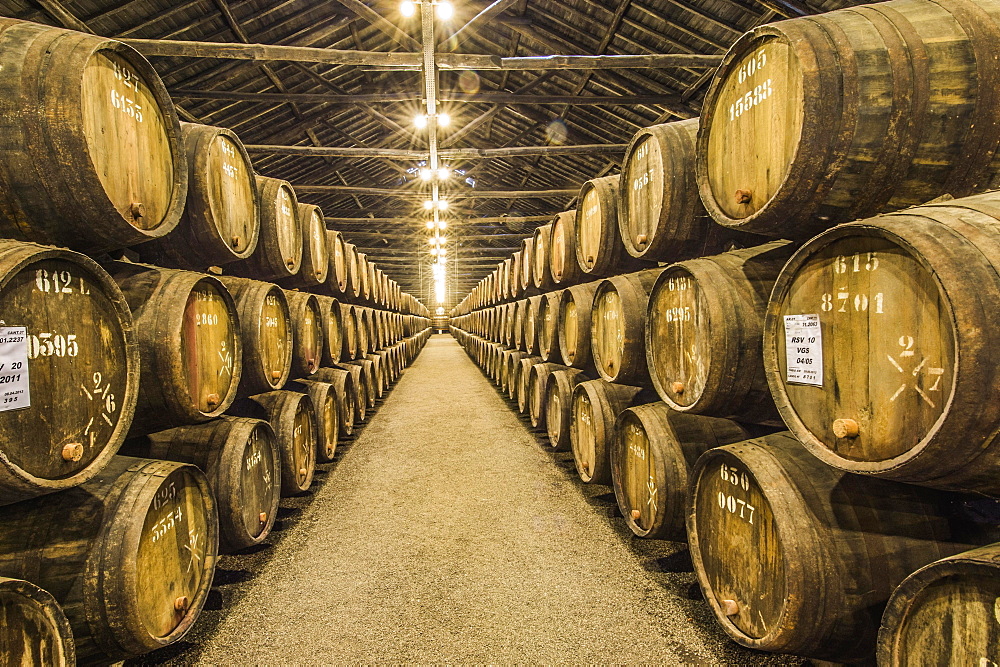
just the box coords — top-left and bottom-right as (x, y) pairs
(133, 334), (801, 665)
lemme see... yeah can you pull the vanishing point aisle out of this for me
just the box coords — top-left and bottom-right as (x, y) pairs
(140, 335), (796, 664)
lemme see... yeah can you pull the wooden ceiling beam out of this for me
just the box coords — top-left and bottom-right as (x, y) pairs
(170, 88), (686, 106)
(244, 143), (625, 159)
(294, 185), (579, 197)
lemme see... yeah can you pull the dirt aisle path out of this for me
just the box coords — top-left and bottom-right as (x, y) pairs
(145, 335), (793, 664)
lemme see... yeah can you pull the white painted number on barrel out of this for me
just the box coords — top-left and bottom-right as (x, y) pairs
(718, 464), (755, 524)
(0, 327), (30, 411)
(728, 50), (772, 122)
(784, 314), (822, 386)
(110, 61), (144, 123)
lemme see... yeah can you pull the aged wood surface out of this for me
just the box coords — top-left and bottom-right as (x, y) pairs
(229, 176), (302, 282)
(0, 21), (186, 252)
(687, 433), (978, 661)
(570, 379), (644, 485)
(219, 276), (292, 397)
(591, 268), (664, 386)
(544, 368), (588, 451)
(0, 577), (75, 666)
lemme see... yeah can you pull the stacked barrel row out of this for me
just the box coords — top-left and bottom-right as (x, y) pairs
(451, 0), (1000, 661)
(0, 18), (432, 664)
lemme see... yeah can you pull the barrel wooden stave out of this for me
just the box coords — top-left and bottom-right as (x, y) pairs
(283, 290), (323, 379)
(279, 203), (328, 289)
(315, 295), (343, 366)
(576, 175), (651, 276)
(528, 362), (570, 429)
(312, 367), (356, 437)
(0, 242), (139, 505)
(591, 268), (665, 386)
(0, 456), (218, 661)
(544, 368), (589, 451)
(549, 210), (584, 286)
(696, 0), (1000, 238)
(285, 379), (339, 462)
(877, 543), (1000, 665)
(764, 192), (1000, 494)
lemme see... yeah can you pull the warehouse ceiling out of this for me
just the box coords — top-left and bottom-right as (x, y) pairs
(2, 0), (853, 302)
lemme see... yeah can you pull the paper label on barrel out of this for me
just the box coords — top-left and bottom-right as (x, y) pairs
(784, 314), (822, 386)
(0, 327), (30, 411)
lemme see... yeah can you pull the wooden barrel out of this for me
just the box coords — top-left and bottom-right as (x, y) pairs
(279, 203), (329, 289)
(571, 380), (644, 484)
(549, 210), (584, 286)
(140, 122), (258, 269)
(218, 276), (292, 397)
(352, 252), (368, 301)
(576, 176), (649, 277)
(620, 119), (743, 261)
(544, 368), (589, 451)
(512, 299), (528, 351)
(516, 356), (543, 414)
(236, 391), (316, 496)
(504, 350), (530, 398)
(537, 289), (563, 362)
(877, 543), (1000, 664)
(510, 250), (524, 300)
(283, 290), (323, 379)
(342, 242), (359, 298)
(0, 577), (75, 666)
(327, 230), (348, 295)
(340, 303), (358, 361)
(343, 359), (377, 409)
(0, 456), (218, 662)
(374, 351), (391, 391)
(519, 237), (534, 291)
(0, 20), (186, 252)
(0, 242), (138, 505)
(647, 241), (794, 424)
(338, 362), (368, 423)
(591, 268), (664, 386)
(229, 176), (302, 281)
(110, 264), (241, 435)
(611, 402), (750, 540)
(315, 295), (342, 366)
(687, 432), (979, 662)
(355, 307), (371, 358)
(523, 295), (544, 356)
(558, 281), (599, 370)
(528, 362), (569, 429)
(312, 367), (356, 437)
(122, 416), (279, 552)
(533, 224), (554, 290)
(764, 191), (1000, 494)
(696, 0), (1000, 239)
(285, 379), (339, 463)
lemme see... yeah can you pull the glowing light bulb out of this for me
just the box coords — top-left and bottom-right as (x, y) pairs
(419, 168), (432, 181)
(425, 220), (435, 229)
(438, 167), (451, 180)
(437, 220), (447, 230)
(438, 247), (448, 256)
(400, 0), (416, 16)
(428, 236), (438, 244)
(423, 200), (435, 210)
(436, 1), (453, 19)
(430, 247), (439, 256)
(437, 113), (451, 127)
(437, 199), (449, 211)
(413, 114), (428, 129)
